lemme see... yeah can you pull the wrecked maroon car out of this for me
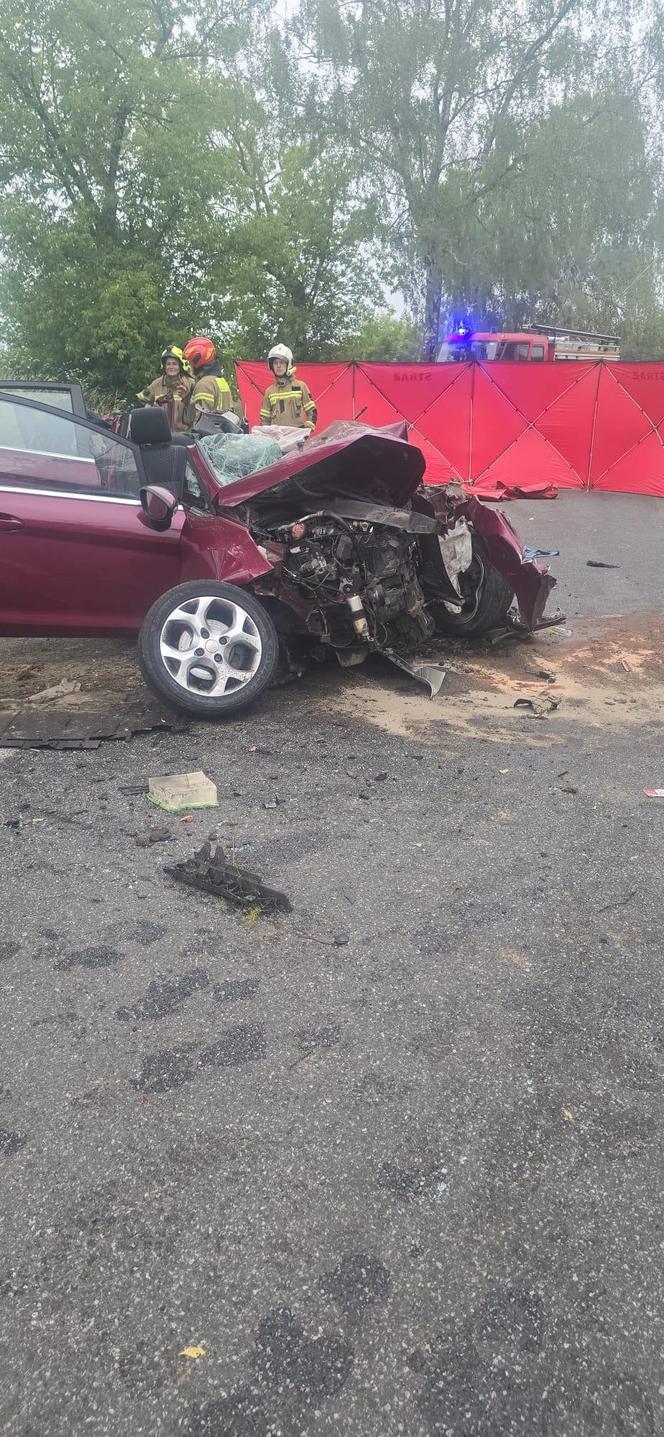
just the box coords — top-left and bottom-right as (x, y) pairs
(0, 392), (555, 718)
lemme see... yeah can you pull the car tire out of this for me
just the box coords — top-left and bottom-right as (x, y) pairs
(138, 580), (280, 718)
(433, 534), (514, 638)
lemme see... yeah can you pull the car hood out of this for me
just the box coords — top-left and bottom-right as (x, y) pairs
(208, 421), (425, 514)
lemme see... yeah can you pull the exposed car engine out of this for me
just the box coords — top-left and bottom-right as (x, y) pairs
(261, 510), (436, 649)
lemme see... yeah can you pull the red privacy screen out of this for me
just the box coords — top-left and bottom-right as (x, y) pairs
(236, 360), (664, 497)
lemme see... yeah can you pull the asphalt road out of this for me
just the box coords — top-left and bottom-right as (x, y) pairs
(1, 494), (663, 1436)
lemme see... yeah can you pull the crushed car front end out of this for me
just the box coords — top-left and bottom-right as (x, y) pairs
(203, 421), (555, 661)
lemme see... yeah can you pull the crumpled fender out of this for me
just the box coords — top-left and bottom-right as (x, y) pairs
(462, 495), (556, 630)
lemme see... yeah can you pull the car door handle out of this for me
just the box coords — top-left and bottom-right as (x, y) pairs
(0, 514), (24, 531)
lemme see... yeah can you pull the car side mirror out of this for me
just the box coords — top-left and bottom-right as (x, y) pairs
(140, 485), (178, 532)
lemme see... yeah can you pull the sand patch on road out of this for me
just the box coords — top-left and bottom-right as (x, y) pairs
(329, 612), (664, 746)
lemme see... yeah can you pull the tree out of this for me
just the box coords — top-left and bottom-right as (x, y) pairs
(335, 310), (421, 361)
(0, 0), (380, 396)
(296, 0), (661, 357)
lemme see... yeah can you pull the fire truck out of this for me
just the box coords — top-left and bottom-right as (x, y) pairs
(437, 323), (620, 364)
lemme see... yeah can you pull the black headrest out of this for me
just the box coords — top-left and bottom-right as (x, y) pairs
(130, 406), (171, 446)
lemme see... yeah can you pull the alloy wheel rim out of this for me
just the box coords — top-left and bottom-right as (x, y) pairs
(159, 595), (263, 697)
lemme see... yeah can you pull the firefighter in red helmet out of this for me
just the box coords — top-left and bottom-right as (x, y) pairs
(182, 337), (234, 426)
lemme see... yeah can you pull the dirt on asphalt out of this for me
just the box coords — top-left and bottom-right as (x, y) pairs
(2, 607), (662, 749)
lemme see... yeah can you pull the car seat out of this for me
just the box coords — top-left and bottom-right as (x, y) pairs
(129, 407), (188, 497)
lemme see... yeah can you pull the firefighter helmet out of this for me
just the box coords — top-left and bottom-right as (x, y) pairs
(161, 345), (189, 375)
(268, 343), (294, 375)
(183, 336), (217, 371)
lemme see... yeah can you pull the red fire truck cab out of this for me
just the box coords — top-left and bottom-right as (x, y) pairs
(437, 324), (620, 364)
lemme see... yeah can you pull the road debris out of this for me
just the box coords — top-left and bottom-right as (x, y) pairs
(514, 692), (560, 718)
(165, 842), (292, 914)
(525, 666), (557, 683)
(178, 1346), (206, 1360)
(384, 649), (446, 696)
(290, 928), (350, 947)
(148, 771), (218, 812)
(0, 697), (188, 750)
(522, 546), (560, 559)
(486, 625), (522, 646)
(26, 678), (82, 704)
(135, 826), (172, 847)
(587, 559), (620, 569)
(597, 889), (636, 913)
(644, 788), (664, 798)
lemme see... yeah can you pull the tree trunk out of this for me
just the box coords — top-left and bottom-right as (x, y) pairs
(422, 259), (443, 361)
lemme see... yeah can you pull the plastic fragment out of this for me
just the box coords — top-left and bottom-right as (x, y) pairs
(179, 1346), (206, 1359)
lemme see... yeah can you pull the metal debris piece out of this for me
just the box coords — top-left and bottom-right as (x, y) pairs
(384, 648), (446, 697)
(587, 560), (620, 569)
(165, 842), (292, 914)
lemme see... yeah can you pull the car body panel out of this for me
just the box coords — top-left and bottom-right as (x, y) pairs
(208, 422), (425, 511)
(179, 511), (273, 587)
(0, 487), (185, 634)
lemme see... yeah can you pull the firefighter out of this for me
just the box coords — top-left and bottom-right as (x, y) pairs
(182, 336), (234, 425)
(259, 344), (317, 430)
(136, 346), (194, 433)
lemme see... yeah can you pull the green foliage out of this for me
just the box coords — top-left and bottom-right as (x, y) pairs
(298, 0), (664, 357)
(1, 0), (664, 380)
(0, 0), (380, 394)
(337, 312), (422, 362)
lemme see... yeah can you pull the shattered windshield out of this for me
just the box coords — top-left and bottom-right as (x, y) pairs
(197, 431), (281, 486)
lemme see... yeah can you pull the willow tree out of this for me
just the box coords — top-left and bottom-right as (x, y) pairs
(296, 0), (657, 356)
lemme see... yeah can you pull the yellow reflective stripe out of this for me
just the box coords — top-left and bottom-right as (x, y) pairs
(195, 378), (230, 407)
(259, 409), (271, 419)
(269, 390), (305, 402)
(303, 400), (316, 411)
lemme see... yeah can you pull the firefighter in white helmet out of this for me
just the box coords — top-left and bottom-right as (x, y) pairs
(259, 344), (317, 430)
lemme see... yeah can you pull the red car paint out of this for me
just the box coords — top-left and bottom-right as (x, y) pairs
(0, 393), (552, 638)
(0, 394), (272, 636)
